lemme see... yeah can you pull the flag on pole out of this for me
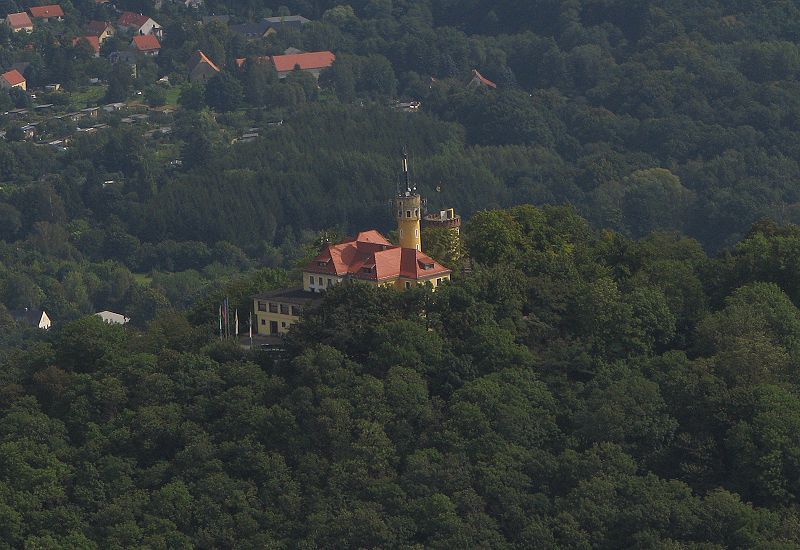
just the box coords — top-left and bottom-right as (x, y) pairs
(223, 297), (229, 339)
(249, 310), (253, 350)
(234, 309), (239, 337)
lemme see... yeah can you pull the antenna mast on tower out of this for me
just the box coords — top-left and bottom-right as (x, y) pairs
(401, 147), (415, 194)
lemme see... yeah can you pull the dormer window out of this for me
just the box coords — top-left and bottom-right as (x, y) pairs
(361, 266), (375, 274)
(317, 261), (328, 267)
(420, 261), (434, 270)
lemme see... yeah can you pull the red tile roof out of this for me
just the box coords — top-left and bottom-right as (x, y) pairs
(2, 69), (26, 86)
(6, 12), (33, 29)
(193, 50), (220, 72)
(355, 230), (393, 245)
(271, 51), (335, 73)
(86, 20), (111, 35)
(469, 69), (497, 89)
(132, 34), (160, 51)
(118, 11), (150, 28)
(29, 5), (64, 18)
(73, 35), (100, 53)
(305, 230), (450, 282)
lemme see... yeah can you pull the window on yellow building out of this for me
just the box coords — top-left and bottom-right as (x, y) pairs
(280, 304), (289, 314)
(291, 306), (301, 316)
(258, 301), (266, 311)
(269, 303), (278, 313)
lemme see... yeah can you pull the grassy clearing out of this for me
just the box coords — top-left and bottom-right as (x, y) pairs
(133, 273), (153, 285)
(68, 86), (107, 109)
(164, 87), (182, 106)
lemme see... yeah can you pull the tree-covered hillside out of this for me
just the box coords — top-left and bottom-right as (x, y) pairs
(3, 205), (800, 547)
(3, 1), (800, 545)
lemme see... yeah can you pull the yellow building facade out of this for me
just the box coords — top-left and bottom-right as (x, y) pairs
(253, 288), (322, 335)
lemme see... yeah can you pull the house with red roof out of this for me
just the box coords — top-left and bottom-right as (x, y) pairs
(86, 20), (115, 43)
(117, 11), (161, 37)
(189, 50), (221, 82)
(29, 5), (64, 21)
(250, 154), (456, 337)
(251, 228), (451, 336)
(73, 36), (101, 57)
(467, 69), (497, 90)
(131, 34), (161, 56)
(1, 69), (27, 91)
(301, 230), (451, 293)
(5, 12), (33, 32)
(270, 51), (335, 79)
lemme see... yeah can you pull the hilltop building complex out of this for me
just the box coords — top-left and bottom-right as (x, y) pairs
(252, 153), (457, 336)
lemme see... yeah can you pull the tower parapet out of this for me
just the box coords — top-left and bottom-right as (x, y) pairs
(423, 208), (461, 234)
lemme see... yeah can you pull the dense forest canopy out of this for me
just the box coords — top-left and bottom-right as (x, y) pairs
(2, 205), (800, 546)
(2, 0), (800, 546)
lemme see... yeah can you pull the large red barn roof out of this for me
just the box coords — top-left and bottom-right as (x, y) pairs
(29, 5), (65, 18)
(271, 51), (335, 72)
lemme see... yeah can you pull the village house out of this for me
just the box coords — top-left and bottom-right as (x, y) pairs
(230, 20), (271, 39)
(189, 50), (221, 82)
(5, 12), (33, 32)
(131, 34), (161, 56)
(117, 11), (162, 37)
(29, 5), (65, 22)
(270, 51), (336, 79)
(11, 308), (51, 329)
(95, 310), (130, 325)
(73, 36), (101, 57)
(109, 50), (138, 77)
(86, 20), (115, 43)
(467, 69), (497, 90)
(263, 15), (310, 32)
(232, 15), (310, 39)
(1, 69), (26, 91)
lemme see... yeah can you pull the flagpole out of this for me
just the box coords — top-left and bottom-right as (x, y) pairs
(249, 310), (253, 350)
(235, 309), (239, 340)
(218, 305), (222, 340)
(224, 297), (229, 340)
